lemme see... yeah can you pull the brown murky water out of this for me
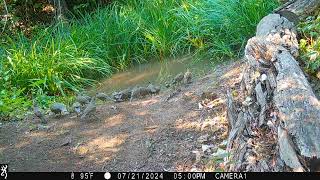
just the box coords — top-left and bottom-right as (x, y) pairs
(90, 56), (213, 94)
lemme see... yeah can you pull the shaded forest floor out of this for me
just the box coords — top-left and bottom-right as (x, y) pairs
(0, 60), (244, 172)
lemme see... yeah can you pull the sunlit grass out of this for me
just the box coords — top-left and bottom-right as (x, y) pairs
(0, 0), (278, 120)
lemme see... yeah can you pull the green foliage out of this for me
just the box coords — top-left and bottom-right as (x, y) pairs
(0, 0), (278, 120)
(0, 88), (31, 121)
(298, 15), (320, 73)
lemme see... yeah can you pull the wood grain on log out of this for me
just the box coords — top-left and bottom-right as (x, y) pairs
(226, 0), (320, 172)
(277, 0), (320, 18)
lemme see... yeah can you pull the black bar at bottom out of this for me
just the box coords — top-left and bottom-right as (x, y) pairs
(6, 172), (320, 180)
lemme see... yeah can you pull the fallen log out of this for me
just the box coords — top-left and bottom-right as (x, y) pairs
(226, 0), (320, 172)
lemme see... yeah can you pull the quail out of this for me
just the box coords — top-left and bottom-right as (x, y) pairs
(33, 100), (47, 124)
(80, 97), (97, 120)
(130, 86), (149, 102)
(183, 69), (192, 84)
(50, 102), (68, 116)
(96, 92), (113, 101)
(72, 102), (81, 116)
(165, 82), (171, 88)
(76, 94), (91, 106)
(118, 88), (132, 101)
(172, 72), (184, 86)
(147, 83), (160, 94)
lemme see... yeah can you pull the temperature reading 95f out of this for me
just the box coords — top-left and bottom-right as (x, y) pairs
(174, 173), (205, 180)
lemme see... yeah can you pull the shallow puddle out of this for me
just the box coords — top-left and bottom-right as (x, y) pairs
(90, 56), (213, 94)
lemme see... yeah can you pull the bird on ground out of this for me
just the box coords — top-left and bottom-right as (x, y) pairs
(165, 82), (171, 88)
(171, 72), (184, 89)
(80, 97), (97, 120)
(76, 94), (91, 106)
(33, 99), (47, 124)
(96, 92), (113, 101)
(72, 102), (81, 116)
(183, 69), (192, 84)
(147, 83), (161, 94)
(50, 102), (68, 116)
(130, 86), (150, 102)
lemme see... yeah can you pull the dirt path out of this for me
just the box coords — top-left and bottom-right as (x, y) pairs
(0, 60), (244, 172)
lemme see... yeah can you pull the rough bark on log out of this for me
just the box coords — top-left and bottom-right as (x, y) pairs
(275, 0), (320, 19)
(226, 0), (320, 172)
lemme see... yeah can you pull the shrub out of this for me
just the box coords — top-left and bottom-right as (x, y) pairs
(298, 15), (320, 74)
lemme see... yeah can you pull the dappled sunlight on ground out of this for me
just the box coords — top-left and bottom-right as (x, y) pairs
(59, 120), (77, 129)
(0, 60), (243, 171)
(132, 98), (159, 107)
(175, 120), (201, 131)
(104, 114), (125, 128)
(14, 139), (32, 149)
(87, 134), (128, 150)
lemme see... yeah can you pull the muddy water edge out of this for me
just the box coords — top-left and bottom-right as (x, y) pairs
(88, 56), (215, 95)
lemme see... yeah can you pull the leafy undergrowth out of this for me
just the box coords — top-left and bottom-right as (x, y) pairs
(0, 0), (278, 120)
(298, 14), (320, 96)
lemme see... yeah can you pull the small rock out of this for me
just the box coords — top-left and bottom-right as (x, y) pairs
(111, 106), (117, 110)
(201, 144), (215, 153)
(211, 148), (228, 159)
(190, 167), (200, 172)
(242, 97), (253, 106)
(197, 134), (209, 143)
(260, 74), (267, 82)
(192, 150), (203, 164)
(218, 140), (228, 149)
(37, 124), (51, 131)
(201, 91), (218, 100)
(61, 136), (72, 147)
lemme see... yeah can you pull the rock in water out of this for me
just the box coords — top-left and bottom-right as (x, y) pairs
(76, 94), (91, 106)
(183, 69), (192, 84)
(50, 102), (68, 116)
(33, 100), (47, 124)
(96, 92), (113, 101)
(80, 97), (97, 120)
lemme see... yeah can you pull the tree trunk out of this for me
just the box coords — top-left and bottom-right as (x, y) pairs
(48, 0), (68, 21)
(226, 0), (320, 172)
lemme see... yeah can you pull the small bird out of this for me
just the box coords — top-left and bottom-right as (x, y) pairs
(72, 102), (81, 116)
(118, 88), (132, 101)
(80, 97), (97, 120)
(96, 92), (113, 101)
(130, 86), (149, 102)
(172, 72), (184, 86)
(147, 83), (160, 94)
(165, 82), (171, 88)
(33, 100), (47, 124)
(76, 94), (91, 106)
(50, 102), (68, 116)
(183, 69), (192, 84)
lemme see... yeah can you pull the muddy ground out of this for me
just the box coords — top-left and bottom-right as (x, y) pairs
(0, 60), (244, 172)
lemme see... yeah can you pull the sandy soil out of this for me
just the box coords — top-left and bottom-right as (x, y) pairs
(0, 60), (244, 172)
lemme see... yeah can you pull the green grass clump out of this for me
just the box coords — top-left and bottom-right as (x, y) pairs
(0, 0), (278, 120)
(299, 15), (320, 74)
